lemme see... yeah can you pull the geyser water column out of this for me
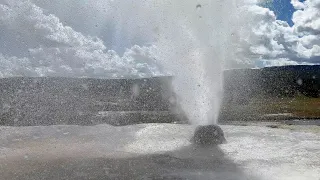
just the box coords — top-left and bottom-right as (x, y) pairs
(151, 0), (239, 125)
(148, 1), (240, 145)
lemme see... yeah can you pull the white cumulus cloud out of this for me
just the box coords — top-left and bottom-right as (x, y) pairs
(0, 0), (164, 78)
(236, 0), (320, 66)
(291, 0), (305, 9)
(292, 0), (320, 59)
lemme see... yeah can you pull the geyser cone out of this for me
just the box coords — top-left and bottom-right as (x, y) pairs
(192, 125), (226, 146)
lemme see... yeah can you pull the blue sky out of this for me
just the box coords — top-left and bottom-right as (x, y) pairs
(264, 0), (305, 26)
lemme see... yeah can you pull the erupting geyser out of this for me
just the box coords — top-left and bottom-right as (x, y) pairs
(152, 1), (242, 143)
(151, 0), (241, 126)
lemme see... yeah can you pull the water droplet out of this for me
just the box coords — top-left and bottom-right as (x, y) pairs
(81, 84), (89, 90)
(77, 111), (84, 116)
(196, 4), (202, 10)
(296, 78), (303, 85)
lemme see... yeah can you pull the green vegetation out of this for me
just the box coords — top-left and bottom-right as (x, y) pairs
(258, 95), (320, 117)
(219, 95), (320, 121)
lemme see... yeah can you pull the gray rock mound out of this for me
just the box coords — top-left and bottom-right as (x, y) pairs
(192, 125), (226, 146)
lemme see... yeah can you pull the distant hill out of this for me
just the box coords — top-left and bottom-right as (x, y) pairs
(224, 65), (320, 104)
(0, 76), (186, 126)
(221, 65), (320, 121)
(1, 65), (319, 126)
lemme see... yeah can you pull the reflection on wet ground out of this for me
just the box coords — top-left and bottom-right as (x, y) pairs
(1, 145), (257, 180)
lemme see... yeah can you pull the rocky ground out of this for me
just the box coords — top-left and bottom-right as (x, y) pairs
(0, 123), (319, 180)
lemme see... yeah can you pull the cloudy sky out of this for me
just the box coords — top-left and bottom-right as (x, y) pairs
(249, 0), (320, 67)
(0, 0), (319, 78)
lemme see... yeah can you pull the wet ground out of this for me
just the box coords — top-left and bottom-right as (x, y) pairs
(0, 124), (319, 180)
